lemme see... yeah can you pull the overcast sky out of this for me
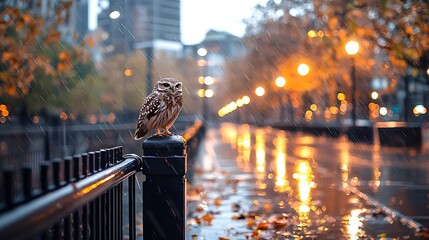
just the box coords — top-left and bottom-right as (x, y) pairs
(181, 0), (268, 45)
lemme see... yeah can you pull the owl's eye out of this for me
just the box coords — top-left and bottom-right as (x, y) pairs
(162, 83), (170, 87)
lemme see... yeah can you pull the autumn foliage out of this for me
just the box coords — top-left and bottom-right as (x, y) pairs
(222, 0), (428, 117)
(0, 0), (87, 97)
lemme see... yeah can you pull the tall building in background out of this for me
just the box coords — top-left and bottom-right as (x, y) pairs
(74, 0), (90, 41)
(98, 0), (182, 57)
(133, 0), (181, 51)
(26, 0), (89, 44)
(183, 30), (247, 118)
(183, 30), (246, 80)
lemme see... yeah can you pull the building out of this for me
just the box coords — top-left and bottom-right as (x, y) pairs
(183, 30), (246, 78)
(12, 0), (90, 44)
(74, 0), (90, 41)
(183, 30), (247, 118)
(97, 0), (182, 56)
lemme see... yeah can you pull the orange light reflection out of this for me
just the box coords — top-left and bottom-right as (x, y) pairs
(255, 129), (266, 190)
(220, 123), (237, 147)
(338, 140), (351, 188)
(237, 125), (251, 172)
(371, 145), (381, 192)
(293, 160), (315, 228)
(273, 131), (290, 193)
(346, 209), (363, 240)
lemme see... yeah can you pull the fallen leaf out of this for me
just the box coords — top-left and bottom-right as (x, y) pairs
(247, 219), (257, 229)
(214, 197), (222, 206)
(231, 213), (245, 220)
(201, 213), (214, 225)
(256, 220), (270, 230)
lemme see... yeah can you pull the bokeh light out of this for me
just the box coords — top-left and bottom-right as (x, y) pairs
(345, 40), (359, 55)
(297, 63), (310, 76)
(255, 87), (265, 97)
(275, 76), (286, 88)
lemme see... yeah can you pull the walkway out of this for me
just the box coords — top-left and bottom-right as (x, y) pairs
(186, 123), (429, 239)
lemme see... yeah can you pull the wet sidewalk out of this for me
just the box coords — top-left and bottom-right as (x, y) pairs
(186, 123), (429, 239)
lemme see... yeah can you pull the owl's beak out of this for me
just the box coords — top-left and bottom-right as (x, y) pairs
(172, 86), (182, 93)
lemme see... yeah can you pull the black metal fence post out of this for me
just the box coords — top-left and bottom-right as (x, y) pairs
(142, 135), (187, 240)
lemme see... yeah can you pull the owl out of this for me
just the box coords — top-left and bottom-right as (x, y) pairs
(134, 77), (183, 140)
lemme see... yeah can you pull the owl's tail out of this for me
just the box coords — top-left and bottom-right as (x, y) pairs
(134, 126), (148, 140)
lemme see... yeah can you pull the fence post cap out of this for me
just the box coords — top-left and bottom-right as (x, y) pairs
(143, 134), (186, 157)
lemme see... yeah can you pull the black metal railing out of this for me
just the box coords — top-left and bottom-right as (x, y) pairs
(0, 120), (206, 240)
(0, 117), (199, 207)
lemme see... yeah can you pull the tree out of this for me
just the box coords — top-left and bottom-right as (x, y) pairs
(222, 0), (428, 122)
(0, 0), (100, 123)
(314, 0), (429, 120)
(222, 0), (368, 117)
(2, 42), (97, 122)
(0, 0), (75, 97)
(314, 0), (429, 75)
(97, 49), (201, 120)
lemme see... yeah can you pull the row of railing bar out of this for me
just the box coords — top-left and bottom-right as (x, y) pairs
(0, 147), (141, 240)
(0, 120), (206, 240)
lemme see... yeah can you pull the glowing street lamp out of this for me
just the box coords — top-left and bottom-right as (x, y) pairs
(345, 40), (360, 126)
(197, 47), (210, 121)
(255, 87), (265, 97)
(242, 96), (250, 104)
(197, 47), (208, 57)
(109, 10), (120, 19)
(204, 76), (214, 85)
(204, 89), (214, 98)
(275, 77), (286, 88)
(124, 68), (133, 77)
(371, 91), (379, 100)
(345, 41), (359, 56)
(275, 76), (288, 122)
(297, 63), (310, 76)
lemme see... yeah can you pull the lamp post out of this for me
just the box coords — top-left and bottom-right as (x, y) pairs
(296, 63), (310, 123)
(345, 40), (359, 127)
(275, 76), (286, 122)
(255, 87), (265, 97)
(197, 48), (210, 121)
(297, 63), (309, 77)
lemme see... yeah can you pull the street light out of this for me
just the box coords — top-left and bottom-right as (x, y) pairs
(204, 89), (214, 98)
(255, 87), (265, 97)
(109, 10), (120, 19)
(297, 63), (310, 76)
(345, 41), (359, 55)
(197, 47), (211, 121)
(275, 76), (286, 88)
(345, 40), (359, 126)
(197, 47), (208, 57)
(275, 76), (287, 122)
(242, 96), (250, 104)
(371, 91), (379, 100)
(204, 76), (214, 85)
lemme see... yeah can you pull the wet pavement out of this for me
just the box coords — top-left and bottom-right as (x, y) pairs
(186, 123), (429, 239)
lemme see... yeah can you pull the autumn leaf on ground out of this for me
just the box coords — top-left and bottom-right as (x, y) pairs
(201, 213), (214, 225)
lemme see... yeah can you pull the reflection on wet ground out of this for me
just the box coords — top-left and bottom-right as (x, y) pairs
(186, 123), (429, 239)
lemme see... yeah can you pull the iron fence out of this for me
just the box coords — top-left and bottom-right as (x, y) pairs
(0, 120), (205, 240)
